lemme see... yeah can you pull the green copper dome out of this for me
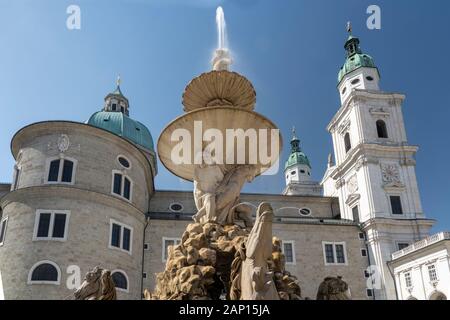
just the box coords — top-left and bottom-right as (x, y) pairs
(87, 111), (154, 151)
(284, 129), (311, 170)
(338, 34), (379, 83)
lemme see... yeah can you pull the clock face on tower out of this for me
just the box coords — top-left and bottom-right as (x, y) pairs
(381, 164), (400, 183)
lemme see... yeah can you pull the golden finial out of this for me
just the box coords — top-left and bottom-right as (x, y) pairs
(116, 75), (121, 87)
(346, 21), (352, 35)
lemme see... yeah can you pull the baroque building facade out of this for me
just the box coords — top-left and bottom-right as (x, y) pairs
(0, 33), (447, 300)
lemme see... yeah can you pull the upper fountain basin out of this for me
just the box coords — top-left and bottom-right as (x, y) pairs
(182, 70), (257, 112)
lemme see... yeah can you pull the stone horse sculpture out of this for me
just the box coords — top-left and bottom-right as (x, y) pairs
(316, 276), (351, 300)
(74, 266), (117, 300)
(230, 202), (279, 300)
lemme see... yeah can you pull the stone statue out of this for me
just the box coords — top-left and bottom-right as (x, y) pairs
(230, 202), (279, 300)
(193, 164), (256, 228)
(316, 276), (351, 300)
(74, 266), (117, 300)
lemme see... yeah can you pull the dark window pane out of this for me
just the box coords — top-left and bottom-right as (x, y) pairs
(113, 174), (122, 195)
(0, 220), (6, 243)
(31, 263), (58, 281)
(118, 157), (130, 168)
(111, 224), (121, 247)
(52, 214), (67, 238)
(284, 243), (293, 263)
(112, 272), (127, 289)
(123, 178), (131, 200)
(61, 160), (74, 183)
(376, 120), (388, 138)
(37, 213), (51, 238)
(122, 228), (131, 251)
(352, 206), (359, 222)
(398, 243), (409, 250)
(344, 133), (352, 153)
(13, 168), (20, 189)
(325, 244), (335, 263)
(48, 160), (60, 182)
(112, 103), (117, 111)
(336, 244), (346, 263)
(390, 196), (403, 215)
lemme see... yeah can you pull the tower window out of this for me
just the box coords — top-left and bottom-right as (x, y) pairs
(376, 120), (388, 138)
(12, 166), (20, 190)
(33, 210), (70, 241)
(361, 249), (367, 257)
(28, 261), (61, 284)
(428, 265), (438, 282)
(117, 156), (131, 169)
(366, 76), (374, 81)
(112, 270), (129, 292)
(46, 158), (76, 184)
(352, 206), (359, 222)
(291, 170), (297, 175)
(112, 171), (132, 201)
(299, 208), (311, 216)
(351, 78), (360, 85)
(109, 219), (133, 253)
(111, 103), (117, 111)
(404, 272), (412, 288)
(344, 132), (352, 153)
(342, 87), (347, 95)
(390, 196), (403, 215)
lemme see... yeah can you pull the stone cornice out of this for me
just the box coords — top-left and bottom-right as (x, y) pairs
(328, 142), (419, 180)
(327, 90), (406, 133)
(1, 185), (147, 223)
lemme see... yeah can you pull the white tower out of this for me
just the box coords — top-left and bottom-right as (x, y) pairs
(284, 127), (322, 196)
(322, 26), (435, 299)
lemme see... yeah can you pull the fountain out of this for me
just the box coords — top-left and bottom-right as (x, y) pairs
(151, 7), (300, 300)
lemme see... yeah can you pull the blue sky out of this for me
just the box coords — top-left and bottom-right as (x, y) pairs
(0, 0), (449, 232)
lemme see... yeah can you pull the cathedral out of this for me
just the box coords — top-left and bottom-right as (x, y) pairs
(0, 31), (448, 300)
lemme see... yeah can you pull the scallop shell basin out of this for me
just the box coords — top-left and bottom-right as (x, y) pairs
(182, 70), (257, 112)
(157, 106), (283, 182)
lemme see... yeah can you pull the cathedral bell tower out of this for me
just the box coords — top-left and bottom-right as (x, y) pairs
(322, 24), (435, 300)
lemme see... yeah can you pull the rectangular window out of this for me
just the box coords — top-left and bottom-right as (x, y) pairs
(113, 174), (122, 195)
(34, 210), (70, 241)
(352, 206), (359, 222)
(367, 289), (374, 297)
(428, 265), (438, 282)
(13, 167), (20, 190)
(323, 242), (347, 265)
(112, 172), (132, 201)
(109, 220), (133, 254)
(162, 237), (181, 262)
(390, 196), (403, 215)
(123, 178), (131, 200)
(325, 244), (335, 264)
(358, 232), (365, 240)
(48, 160), (60, 182)
(361, 248), (367, 257)
(61, 160), (74, 183)
(364, 270), (370, 278)
(404, 272), (412, 288)
(46, 158), (76, 184)
(0, 217), (8, 245)
(52, 213), (67, 238)
(122, 227), (131, 251)
(282, 241), (295, 264)
(143, 273), (147, 279)
(335, 244), (345, 263)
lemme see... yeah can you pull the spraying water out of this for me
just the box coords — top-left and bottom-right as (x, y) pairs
(212, 6), (232, 71)
(216, 6), (227, 49)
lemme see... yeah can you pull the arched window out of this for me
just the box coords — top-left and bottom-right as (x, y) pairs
(376, 120), (388, 138)
(28, 261), (61, 284)
(344, 133), (352, 153)
(112, 270), (129, 292)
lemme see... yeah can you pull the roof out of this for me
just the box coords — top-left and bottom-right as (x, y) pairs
(87, 111), (154, 151)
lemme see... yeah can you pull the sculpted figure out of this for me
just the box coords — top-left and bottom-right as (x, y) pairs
(316, 276), (351, 300)
(230, 202), (279, 300)
(74, 266), (117, 300)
